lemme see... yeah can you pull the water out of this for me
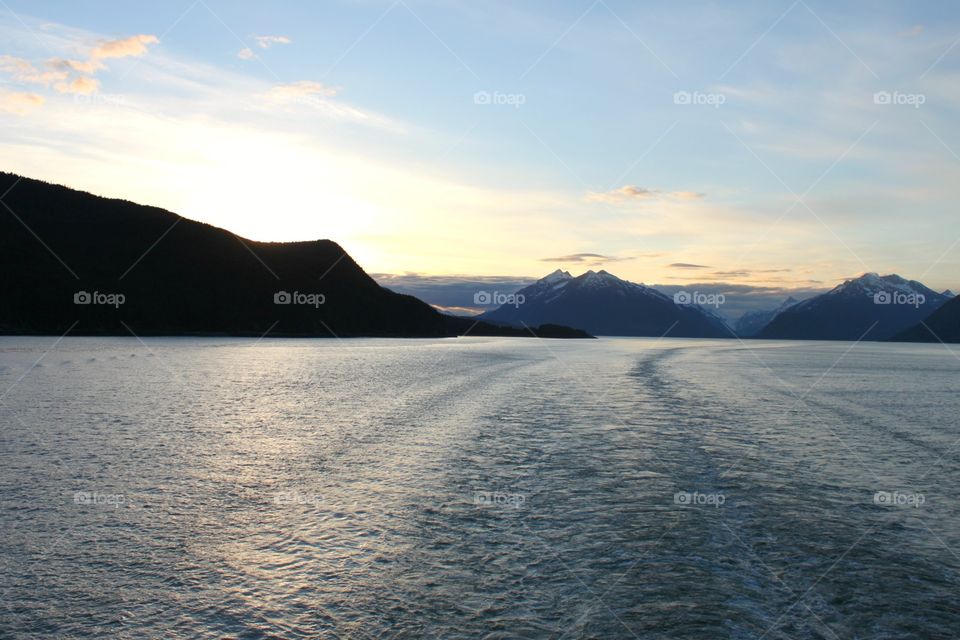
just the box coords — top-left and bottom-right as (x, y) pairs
(1, 336), (958, 639)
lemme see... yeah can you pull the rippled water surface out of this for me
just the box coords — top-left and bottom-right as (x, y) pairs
(1, 336), (959, 639)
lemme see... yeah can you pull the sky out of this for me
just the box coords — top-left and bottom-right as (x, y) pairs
(2, 0), (960, 304)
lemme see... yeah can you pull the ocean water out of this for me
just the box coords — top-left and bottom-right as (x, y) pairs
(1, 336), (958, 639)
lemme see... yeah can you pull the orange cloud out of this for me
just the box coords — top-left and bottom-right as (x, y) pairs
(55, 76), (100, 95)
(0, 34), (157, 108)
(0, 55), (68, 85)
(586, 185), (706, 203)
(91, 34), (159, 60)
(0, 90), (44, 114)
(50, 58), (105, 74)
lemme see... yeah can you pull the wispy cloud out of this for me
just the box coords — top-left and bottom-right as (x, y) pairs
(586, 185), (706, 203)
(669, 262), (710, 269)
(540, 252), (634, 266)
(1, 34), (158, 97)
(0, 55), (67, 85)
(898, 25), (924, 38)
(263, 80), (404, 130)
(238, 35), (291, 60)
(254, 35), (291, 49)
(0, 90), (44, 114)
(266, 80), (339, 103)
(90, 34), (158, 60)
(55, 75), (99, 95)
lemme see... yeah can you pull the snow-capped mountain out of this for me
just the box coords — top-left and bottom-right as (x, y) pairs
(734, 297), (798, 337)
(479, 269), (731, 337)
(757, 273), (950, 341)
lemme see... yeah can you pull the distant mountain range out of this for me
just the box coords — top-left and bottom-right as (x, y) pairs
(757, 273), (952, 341)
(892, 295), (960, 343)
(478, 269), (731, 338)
(477, 270), (959, 342)
(734, 297), (798, 338)
(0, 173), (590, 338)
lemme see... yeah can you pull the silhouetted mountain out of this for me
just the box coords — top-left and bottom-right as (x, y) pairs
(757, 273), (950, 341)
(734, 297), (798, 337)
(891, 295), (960, 343)
(478, 269), (731, 337)
(0, 173), (590, 338)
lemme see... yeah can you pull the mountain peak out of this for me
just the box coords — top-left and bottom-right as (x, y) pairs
(761, 272), (950, 340)
(578, 269), (625, 283)
(831, 272), (931, 298)
(479, 267), (730, 337)
(540, 269), (573, 285)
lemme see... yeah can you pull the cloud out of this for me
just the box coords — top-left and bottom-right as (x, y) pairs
(0, 55), (67, 85)
(266, 80), (339, 103)
(238, 48), (255, 60)
(1, 34), (157, 105)
(540, 252), (634, 265)
(586, 185), (706, 203)
(671, 191), (707, 200)
(55, 76), (99, 95)
(669, 262), (710, 269)
(50, 58), (105, 74)
(254, 35), (291, 49)
(263, 80), (403, 130)
(0, 90), (44, 114)
(899, 25), (924, 38)
(90, 34), (159, 60)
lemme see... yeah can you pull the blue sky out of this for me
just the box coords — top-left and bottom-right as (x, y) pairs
(2, 0), (959, 298)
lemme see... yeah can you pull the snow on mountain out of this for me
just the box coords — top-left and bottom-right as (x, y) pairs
(479, 269), (730, 337)
(795, 273), (940, 309)
(758, 273), (950, 341)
